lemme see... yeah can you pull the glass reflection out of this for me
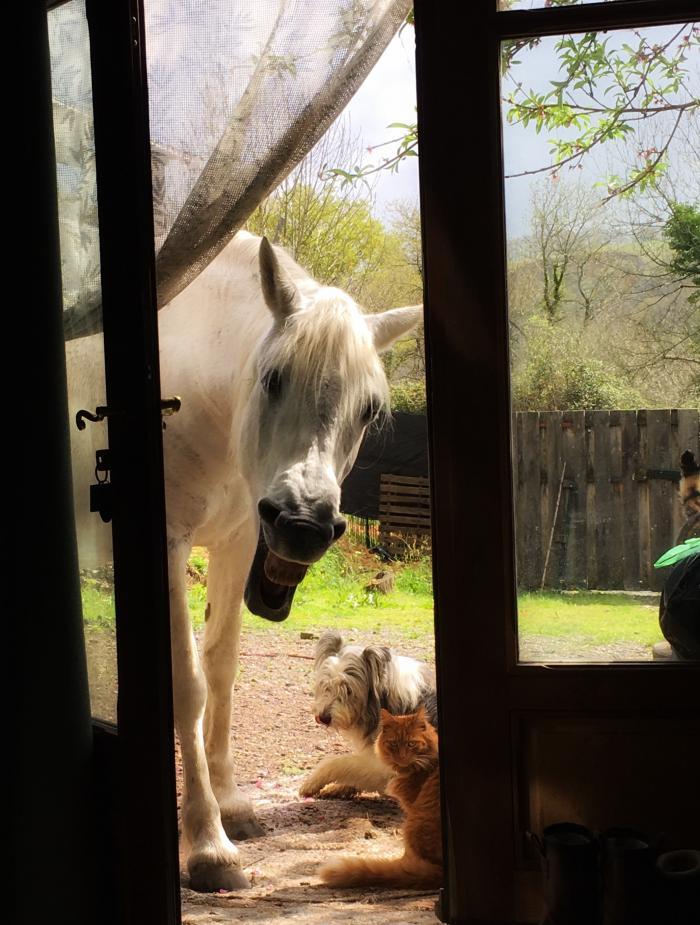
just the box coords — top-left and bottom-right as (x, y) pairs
(49, 0), (118, 721)
(500, 23), (700, 662)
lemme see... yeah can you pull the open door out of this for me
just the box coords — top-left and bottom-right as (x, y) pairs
(48, 1), (180, 921)
(415, 1), (699, 922)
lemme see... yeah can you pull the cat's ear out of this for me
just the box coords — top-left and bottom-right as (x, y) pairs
(379, 708), (393, 725)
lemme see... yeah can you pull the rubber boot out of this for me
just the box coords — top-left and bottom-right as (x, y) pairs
(530, 822), (600, 925)
(654, 849), (700, 925)
(601, 827), (656, 925)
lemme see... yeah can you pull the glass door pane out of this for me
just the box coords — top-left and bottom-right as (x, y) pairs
(49, 0), (117, 722)
(497, 1), (654, 10)
(500, 21), (700, 663)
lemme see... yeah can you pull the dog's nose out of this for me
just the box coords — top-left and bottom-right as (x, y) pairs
(315, 713), (332, 726)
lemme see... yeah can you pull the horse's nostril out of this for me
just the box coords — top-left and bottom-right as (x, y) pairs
(258, 498), (281, 527)
(332, 519), (347, 541)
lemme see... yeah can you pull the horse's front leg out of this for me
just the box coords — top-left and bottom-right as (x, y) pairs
(169, 539), (248, 892)
(202, 523), (264, 840)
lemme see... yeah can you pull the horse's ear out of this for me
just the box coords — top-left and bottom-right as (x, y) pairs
(259, 236), (300, 321)
(366, 305), (422, 353)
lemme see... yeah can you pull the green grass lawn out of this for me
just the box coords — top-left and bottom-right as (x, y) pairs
(518, 591), (659, 647)
(81, 538), (661, 650)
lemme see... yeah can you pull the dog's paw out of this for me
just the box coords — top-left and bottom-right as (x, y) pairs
(299, 776), (323, 798)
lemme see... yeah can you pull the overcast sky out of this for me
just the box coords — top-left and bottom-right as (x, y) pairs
(342, 22), (698, 239)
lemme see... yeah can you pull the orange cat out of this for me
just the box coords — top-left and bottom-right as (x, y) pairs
(319, 706), (442, 889)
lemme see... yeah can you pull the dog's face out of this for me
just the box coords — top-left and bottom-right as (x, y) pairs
(311, 630), (390, 737)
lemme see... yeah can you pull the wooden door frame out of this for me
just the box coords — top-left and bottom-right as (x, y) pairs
(57, 0), (181, 920)
(413, 1), (699, 923)
(86, 0), (181, 919)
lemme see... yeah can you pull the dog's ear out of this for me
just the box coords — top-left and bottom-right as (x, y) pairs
(680, 450), (700, 477)
(362, 647), (391, 740)
(314, 630), (343, 669)
(362, 646), (391, 678)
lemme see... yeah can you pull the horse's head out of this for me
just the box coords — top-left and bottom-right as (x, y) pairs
(242, 236), (421, 621)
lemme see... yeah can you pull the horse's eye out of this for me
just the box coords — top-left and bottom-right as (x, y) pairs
(261, 369), (282, 398)
(362, 400), (379, 424)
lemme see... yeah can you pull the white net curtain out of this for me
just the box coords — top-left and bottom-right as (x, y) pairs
(54, 0), (411, 339)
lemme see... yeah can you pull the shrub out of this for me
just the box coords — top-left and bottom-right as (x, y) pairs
(390, 378), (427, 414)
(511, 319), (641, 411)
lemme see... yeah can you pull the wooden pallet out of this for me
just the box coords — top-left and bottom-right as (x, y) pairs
(378, 473), (432, 557)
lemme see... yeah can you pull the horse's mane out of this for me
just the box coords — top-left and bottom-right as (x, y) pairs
(238, 232), (390, 422)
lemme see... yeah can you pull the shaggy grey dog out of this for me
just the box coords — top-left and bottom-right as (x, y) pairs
(299, 630), (437, 798)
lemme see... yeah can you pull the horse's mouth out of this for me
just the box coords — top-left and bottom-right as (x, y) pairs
(244, 528), (309, 621)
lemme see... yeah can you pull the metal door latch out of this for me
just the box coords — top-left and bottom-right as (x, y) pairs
(76, 405), (112, 430)
(90, 448), (112, 523)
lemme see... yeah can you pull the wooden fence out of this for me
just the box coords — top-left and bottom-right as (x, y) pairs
(378, 473), (431, 558)
(513, 409), (699, 592)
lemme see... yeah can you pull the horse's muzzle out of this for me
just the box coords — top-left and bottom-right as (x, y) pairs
(258, 499), (346, 564)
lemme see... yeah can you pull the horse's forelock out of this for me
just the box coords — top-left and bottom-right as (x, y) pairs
(259, 291), (389, 421)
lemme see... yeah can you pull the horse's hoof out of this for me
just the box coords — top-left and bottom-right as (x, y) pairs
(188, 859), (250, 893)
(223, 814), (265, 840)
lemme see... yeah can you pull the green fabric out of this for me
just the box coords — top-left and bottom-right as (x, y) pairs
(653, 537), (700, 568)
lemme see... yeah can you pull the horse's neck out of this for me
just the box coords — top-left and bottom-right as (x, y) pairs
(159, 247), (272, 422)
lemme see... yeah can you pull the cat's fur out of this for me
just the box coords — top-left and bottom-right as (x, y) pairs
(319, 707), (443, 889)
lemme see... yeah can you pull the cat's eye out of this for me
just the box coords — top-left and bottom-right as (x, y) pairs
(407, 740), (418, 749)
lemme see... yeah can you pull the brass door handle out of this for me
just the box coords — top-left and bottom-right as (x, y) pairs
(160, 396), (181, 416)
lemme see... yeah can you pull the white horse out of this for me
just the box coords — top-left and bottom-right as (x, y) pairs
(68, 231), (421, 891)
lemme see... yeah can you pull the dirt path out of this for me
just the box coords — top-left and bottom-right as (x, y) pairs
(180, 779), (438, 924)
(85, 620), (657, 920)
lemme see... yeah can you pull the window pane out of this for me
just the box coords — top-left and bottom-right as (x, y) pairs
(501, 23), (700, 663)
(49, 0), (118, 722)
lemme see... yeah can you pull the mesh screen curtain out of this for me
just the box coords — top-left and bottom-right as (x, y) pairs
(53, 0), (411, 340)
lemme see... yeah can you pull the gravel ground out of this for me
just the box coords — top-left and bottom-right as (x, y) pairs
(84, 619), (659, 923)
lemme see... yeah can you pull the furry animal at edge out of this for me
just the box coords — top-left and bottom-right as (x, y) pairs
(299, 630), (438, 799)
(678, 449), (700, 541)
(319, 706), (443, 889)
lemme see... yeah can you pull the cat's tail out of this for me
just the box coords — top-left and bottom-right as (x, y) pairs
(319, 853), (442, 889)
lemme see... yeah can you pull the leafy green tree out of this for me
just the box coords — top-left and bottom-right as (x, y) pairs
(246, 121), (388, 295)
(663, 202), (700, 301)
(504, 24), (699, 199)
(389, 378), (427, 414)
(248, 184), (387, 293)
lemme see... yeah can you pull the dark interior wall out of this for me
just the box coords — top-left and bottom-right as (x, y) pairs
(13, 7), (94, 923)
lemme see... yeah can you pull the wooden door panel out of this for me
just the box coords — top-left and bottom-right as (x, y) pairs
(414, 2), (700, 922)
(513, 711), (700, 869)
